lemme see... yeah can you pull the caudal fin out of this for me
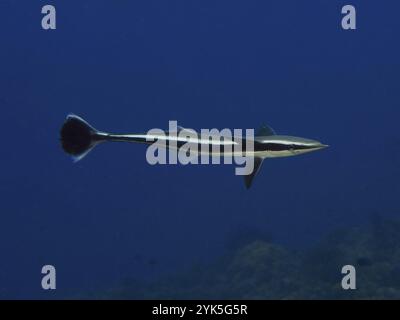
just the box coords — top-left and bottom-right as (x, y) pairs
(60, 114), (102, 162)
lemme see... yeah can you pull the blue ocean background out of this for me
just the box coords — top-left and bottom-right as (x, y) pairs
(1, 0), (400, 299)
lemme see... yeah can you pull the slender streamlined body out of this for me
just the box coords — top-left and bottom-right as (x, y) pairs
(60, 114), (328, 188)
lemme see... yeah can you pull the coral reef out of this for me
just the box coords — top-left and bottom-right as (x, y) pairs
(100, 219), (400, 299)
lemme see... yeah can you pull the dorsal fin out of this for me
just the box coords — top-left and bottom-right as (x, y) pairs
(177, 126), (197, 134)
(244, 157), (264, 189)
(256, 124), (276, 137)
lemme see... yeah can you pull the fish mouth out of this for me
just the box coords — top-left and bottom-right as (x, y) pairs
(305, 143), (329, 151)
(304, 143), (329, 150)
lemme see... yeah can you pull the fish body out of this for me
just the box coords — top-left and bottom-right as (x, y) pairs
(60, 114), (328, 188)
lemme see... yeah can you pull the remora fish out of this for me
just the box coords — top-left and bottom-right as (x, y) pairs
(60, 114), (328, 188)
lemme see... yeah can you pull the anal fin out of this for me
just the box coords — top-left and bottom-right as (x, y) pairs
(244, 157), (264, 189)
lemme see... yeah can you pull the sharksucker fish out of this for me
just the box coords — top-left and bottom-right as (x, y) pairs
(60, 114), (328, 188)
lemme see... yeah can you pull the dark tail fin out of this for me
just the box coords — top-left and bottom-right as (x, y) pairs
(60, 114), (103, 162)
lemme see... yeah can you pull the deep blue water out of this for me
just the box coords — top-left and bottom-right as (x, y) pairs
(1, 1), (400, 298)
